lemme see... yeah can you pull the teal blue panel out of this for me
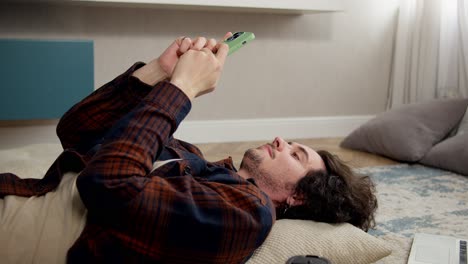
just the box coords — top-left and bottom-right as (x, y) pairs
(0, 39), (94, 120)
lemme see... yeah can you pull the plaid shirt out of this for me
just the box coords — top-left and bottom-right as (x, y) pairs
(0, 63), (275, 263)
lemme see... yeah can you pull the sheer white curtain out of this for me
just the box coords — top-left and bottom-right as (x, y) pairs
(387, 0), (468, 109)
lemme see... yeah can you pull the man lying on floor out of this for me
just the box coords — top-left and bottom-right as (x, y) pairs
(0, 32), (378, 264)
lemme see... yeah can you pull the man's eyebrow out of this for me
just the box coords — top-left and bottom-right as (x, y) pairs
(298, 145), (309, 163)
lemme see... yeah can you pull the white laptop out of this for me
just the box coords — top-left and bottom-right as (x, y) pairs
(408, 233), (467, 264)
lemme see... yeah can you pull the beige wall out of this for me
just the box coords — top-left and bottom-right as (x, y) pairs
(0, 1), (399, 122)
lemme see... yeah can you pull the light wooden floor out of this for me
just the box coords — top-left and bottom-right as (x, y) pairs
(196, 137), (399, 169)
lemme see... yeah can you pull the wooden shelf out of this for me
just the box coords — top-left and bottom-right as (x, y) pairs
(69, 0), (344, 14)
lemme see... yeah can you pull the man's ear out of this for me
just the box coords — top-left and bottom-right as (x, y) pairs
(286, 195), (303, 206)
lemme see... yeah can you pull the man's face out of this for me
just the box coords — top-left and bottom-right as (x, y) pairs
(239, 137), (326, 205)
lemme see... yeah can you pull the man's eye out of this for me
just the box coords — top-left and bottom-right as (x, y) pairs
(292, 152), (300, 160)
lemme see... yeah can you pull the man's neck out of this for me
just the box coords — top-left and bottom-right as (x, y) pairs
(237, 169), (251, 180)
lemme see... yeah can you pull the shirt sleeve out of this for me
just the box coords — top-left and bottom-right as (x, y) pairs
(56, 62), (155, 153)
(76, 80), (191, 210)
(74, 77), (274, 263)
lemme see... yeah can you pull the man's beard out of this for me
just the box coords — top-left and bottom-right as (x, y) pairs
(240, 148), (262, 170)
(240, 148), (282, 192)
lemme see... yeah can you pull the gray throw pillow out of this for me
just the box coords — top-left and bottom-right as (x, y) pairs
(341, 99), (468, 162)
(420, 133), (468, 176)
(455, 106), (468, 136)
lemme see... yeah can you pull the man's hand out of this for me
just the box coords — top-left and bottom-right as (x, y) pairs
(132, 33), (232, 86)
(132, 36), (192, 86)
(170, 43), (229, 100)
(159, 32), (231, 77)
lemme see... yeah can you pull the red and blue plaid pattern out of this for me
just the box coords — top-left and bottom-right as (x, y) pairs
(0, 63), (275, 263)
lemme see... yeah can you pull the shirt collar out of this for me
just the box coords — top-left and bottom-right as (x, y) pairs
(246, 178), (258, 186)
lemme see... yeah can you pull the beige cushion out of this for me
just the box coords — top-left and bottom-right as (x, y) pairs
(247, 219), (392, 264)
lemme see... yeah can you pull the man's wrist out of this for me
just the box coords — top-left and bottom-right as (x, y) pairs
(170, 78), (196, 101)
(132, 60), (168, 86)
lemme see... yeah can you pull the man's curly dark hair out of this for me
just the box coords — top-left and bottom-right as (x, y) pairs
(276, 150), (378, 231)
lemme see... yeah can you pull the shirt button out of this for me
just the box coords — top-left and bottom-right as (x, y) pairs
(184, 166), (192, 175)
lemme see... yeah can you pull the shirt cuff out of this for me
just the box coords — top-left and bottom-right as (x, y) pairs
(144, 81), (192, 129)
(124, 62), (157, 100)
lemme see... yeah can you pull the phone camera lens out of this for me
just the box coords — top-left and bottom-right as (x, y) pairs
(226, 32), (244, 42)
(234, 32), (243, 39)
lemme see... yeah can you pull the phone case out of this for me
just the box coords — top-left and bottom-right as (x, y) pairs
(224, 32), (255, 55)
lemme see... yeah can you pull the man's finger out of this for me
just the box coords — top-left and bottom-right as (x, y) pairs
(175, 36), (186, 45)
(205, 38), (217, 51)
(222, 32), (233, 41)
(215, 43), (229, 66)
(178, 37), (192, 55)
(213, 32), (233, 53)
(192, 37), (207, 51)
(165, 38), (182, 56)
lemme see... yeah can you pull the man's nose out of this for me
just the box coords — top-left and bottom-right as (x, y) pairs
(273, 137), (286, 151)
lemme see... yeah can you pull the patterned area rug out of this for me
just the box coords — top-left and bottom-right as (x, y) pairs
(358, 164), (468, 264)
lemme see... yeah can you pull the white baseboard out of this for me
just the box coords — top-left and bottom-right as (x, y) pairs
(0, 115), (373, 149)
(174, 115), (373, 143)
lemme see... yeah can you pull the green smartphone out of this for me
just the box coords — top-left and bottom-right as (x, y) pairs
(224, 32), (255, 55)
